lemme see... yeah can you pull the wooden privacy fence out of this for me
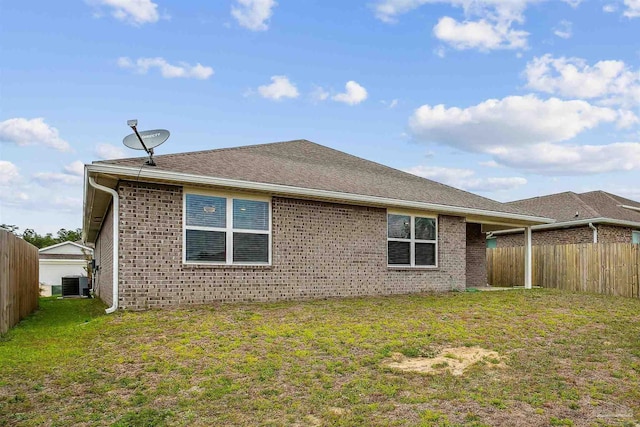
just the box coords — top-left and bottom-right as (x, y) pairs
(487, 243), (640, 298)
(0, 229), (39, 334)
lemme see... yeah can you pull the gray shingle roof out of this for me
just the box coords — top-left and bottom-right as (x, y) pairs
(507, 190), (640, 223)
(96, 139), (536, 217)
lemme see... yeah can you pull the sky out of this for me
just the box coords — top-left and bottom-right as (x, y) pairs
(1, 0), (639, 234)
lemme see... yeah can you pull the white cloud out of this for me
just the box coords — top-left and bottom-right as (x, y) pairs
(433, 16), (528, 50)
(389, 99), (399, 109)
(88, 0), (160, 25)
(117, 57), (214, 80)
(0, 118), (71, 152)
(332, 81), (368, 105)
(33, 161), (85, 186)
(374, 0), (540, 51)
(33, 172), (82, 186)
(524, 54), (640, 108)
(95, 143), (126, 160)
(310, 85), (330, 102)
(0, 161), (20, 185)
(489, 142), (640, 175)
(623, 0), (640, 17)
(257, 76), (299, 100)
(231, 0), (277, 31)
(603, 3), (617, 12)
(52, 197), (83, 210)
(479, 160), (501, 168)
(64, 161), (85, 177)
(409, 95), (621, 152)
(0, 188), (30, 207)
(405, 165), (527, 191)
(553, 20), (572, 39)
(561, 0), (583, 7)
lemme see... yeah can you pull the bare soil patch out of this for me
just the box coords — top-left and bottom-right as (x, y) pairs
(384, 346), (505, 375)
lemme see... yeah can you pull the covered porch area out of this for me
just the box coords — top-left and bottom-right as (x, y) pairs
(466, 218), (536, 289)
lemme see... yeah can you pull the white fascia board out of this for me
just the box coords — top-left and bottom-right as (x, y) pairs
(492, 217), (640, 235)
(86, 164), (554, 225)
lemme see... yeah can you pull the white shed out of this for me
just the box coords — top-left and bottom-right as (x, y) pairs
(39, 241), (93, 297)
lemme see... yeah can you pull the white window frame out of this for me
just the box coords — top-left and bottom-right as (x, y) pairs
(633, 230), (640, 245)
(183, 189), (272, 266)
(387, 211), (438, 268)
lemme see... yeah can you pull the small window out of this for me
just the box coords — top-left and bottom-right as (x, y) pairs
(387, 213), (437, 267)
(633, 231), (640, 245)
(184, 192), (271, 265)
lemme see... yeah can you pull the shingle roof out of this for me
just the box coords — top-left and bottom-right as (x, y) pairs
(507, 190), (640, 224)
(96, 139), (535, 217)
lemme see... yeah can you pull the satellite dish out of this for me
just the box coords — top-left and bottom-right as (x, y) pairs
(123, 129), (170, 150)
(122, 120), (170, 166)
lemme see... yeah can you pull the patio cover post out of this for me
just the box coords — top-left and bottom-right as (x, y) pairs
(524, 226), (532, 289)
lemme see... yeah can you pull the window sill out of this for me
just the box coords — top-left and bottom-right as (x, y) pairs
(387, 266), (439, 271)
(183, 263), (273, 270)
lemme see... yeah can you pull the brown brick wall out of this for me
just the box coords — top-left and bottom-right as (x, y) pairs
(597, 225), (635, 243)
(465, 223), (487, 287)
(495, 224), (637, 247)
(94, 202), (113, 306)
(113, 181), (468, 310)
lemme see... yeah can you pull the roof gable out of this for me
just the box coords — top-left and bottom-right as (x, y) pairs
(39, 241), (92, 255)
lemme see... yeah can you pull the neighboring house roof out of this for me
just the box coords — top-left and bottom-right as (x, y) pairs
(39, 241), (93, 253)
(494, 191), (640, 234)
(84, 139), (553, 242)
(39, 241), (92, 260)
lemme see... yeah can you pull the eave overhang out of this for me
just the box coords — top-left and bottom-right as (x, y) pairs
(83, 163), (555, 243)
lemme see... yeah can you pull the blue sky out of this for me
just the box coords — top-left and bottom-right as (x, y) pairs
(1, 0), (639, 234)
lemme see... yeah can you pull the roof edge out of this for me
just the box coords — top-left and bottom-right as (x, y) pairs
(86, 163), (554, 225)
(491, 217), (640, 236)
(39, 241), (93, 253)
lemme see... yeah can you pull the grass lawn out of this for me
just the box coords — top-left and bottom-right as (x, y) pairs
(1, 290), (639, 427)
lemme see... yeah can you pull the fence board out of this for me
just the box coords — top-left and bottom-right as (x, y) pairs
(486, 243), (640, 298)
(0, 229), (39, 334)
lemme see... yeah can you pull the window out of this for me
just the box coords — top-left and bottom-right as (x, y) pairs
(184, 192), (271, 265)
(633, 231), (640, 245)
(387, 213), (437, 267)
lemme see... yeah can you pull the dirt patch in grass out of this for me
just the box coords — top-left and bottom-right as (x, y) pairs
(384, 346), (505, 376)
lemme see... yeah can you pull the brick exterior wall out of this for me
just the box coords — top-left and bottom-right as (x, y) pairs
(597, 225), (635, 243)
(465, 223), (487, 287)
(94, 203), (113, 306)
(112, 181), (469, 310)
(495, 224), (637, 247)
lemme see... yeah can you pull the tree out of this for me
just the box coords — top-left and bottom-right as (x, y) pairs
(0, 224), (19, 233)
(6, 227), (84, 249)
(56, 228), (82, 243)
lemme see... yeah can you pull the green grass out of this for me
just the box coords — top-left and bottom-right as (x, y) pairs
(1, 290), (639, 426)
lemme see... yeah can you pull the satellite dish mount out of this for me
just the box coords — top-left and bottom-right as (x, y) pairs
(123, 119), (170, 167)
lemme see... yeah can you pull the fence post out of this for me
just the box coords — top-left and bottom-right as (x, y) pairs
(524, 227), (532, 289)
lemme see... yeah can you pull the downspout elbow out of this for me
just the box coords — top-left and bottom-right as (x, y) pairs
(588, 223), (597, 243)
(88, 177), (119, 314)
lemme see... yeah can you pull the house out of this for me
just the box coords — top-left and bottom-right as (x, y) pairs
(39, 241), (92, 297)
(488, 191), (640, 248)
(82, 139), (552, 311)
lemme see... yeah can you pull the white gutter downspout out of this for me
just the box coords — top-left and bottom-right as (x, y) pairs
(588, 223), (598, 243)
(88, 177), (119, 314)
